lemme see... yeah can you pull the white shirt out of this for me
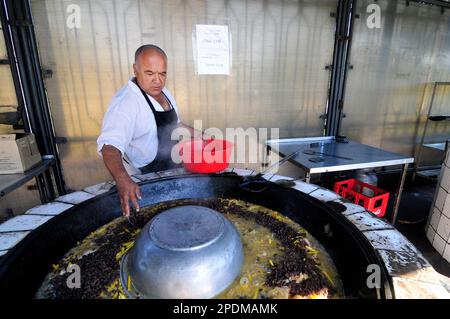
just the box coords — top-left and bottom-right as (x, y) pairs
(97, 78), (180, 169)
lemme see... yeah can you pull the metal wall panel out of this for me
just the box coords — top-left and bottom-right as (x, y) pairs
(30, 0), (336, 190)
(342, 0), (450, 166)
(0, 30), (7, 58)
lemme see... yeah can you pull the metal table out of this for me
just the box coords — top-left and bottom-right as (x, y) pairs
(265, 136), (414, 225)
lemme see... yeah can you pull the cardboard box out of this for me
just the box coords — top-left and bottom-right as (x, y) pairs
(0, 133), (42, 174)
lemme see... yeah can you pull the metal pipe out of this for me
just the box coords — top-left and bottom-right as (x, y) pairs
(326, 0), (357, 137)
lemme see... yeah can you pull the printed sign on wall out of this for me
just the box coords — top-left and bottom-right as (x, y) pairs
(195, 24), (231, 75)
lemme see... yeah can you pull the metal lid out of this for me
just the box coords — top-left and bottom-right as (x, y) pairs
(148, 206), (225, 251)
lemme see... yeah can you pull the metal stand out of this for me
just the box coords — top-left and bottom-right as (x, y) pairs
(414, 81), (450, 181)
(305, 172), (311, 184)
(391, 163), (409, 226)
(0, 0), (66, 201)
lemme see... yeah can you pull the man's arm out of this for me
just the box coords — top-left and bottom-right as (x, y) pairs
(101, 145), (141, 217)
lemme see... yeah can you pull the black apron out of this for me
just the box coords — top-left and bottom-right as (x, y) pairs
(135, 82), (181, 174)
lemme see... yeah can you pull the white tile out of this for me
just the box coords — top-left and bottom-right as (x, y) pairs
(0, 250), (7, 257)
(0, 231), (30, 250)
(232, 168), (254, 177)
(436, 165), (446, 187)
(432, 234), (447, 255)
(363, 229), (416, 252)
(107, 180), (116, 186)
(376, 249), (430, 277)
(434, 187), (447, 212)
(309, 188), (341, 202)
(56, 191), (95, 205)
(345, 211), (394, 232)
(264, 174), (294, 183)
(25, 202), (73, 216)
(130, 175), (141, 183)
(440, 166), (450, 191)
(292, 180), (320, 194)
(426, 206), (433, 228)
(430, 208), (441, 231)
(442, 194), (450, 219)
(133, 172), (161, 181)
(157, 168), (191, 178)
(0, 215), (53, 232)
(436, 214), (450, 242)
(426, 225), (436, 243)
(340, 202), (366, 216)
(332, 198), (365, 215)
(83, 182), (114, 195)
(445, 148), (450, 166)
(443, 244), (450, 263)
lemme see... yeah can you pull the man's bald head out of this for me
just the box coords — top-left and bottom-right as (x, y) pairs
(134, 44), (167, 64)
(133, 45), (168, 98)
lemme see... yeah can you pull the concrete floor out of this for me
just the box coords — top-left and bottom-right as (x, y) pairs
(394, 179), (450, 278)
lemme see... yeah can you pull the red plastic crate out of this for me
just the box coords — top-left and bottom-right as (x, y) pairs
(333, 178), (389, 218)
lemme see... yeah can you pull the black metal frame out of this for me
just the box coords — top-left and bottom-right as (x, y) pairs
(325, 0), (357, 137)
(0, 0), (66, 201)
(325, 0), (449, 137)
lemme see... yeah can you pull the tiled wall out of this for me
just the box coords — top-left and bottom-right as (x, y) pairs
(426, 145), (450, 263)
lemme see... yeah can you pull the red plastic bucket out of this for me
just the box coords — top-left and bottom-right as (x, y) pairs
(179, 139), (233, 173)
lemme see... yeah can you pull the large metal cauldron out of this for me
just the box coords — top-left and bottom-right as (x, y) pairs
(0, 174), (394, 299)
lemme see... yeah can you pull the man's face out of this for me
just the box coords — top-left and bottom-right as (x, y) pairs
(133, 50), (167, 98)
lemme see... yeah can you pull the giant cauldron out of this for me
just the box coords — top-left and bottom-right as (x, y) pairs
(0, 170), (419, 299)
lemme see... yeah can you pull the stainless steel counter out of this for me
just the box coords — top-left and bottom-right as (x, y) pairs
(265, 136), (414, 225)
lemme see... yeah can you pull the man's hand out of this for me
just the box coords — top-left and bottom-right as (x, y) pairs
(116, 175), (142, 217)
(101, 145), (142, 217)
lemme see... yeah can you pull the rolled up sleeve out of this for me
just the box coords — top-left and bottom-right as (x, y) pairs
(97, 106), (134, 158)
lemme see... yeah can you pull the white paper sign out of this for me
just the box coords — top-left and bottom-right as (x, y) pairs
(195, 24), (230, 75)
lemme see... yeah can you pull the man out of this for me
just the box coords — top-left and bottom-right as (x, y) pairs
(97, 45), (195, 217)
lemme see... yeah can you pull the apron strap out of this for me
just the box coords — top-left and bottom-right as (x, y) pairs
(135, 80), (173, 113)
(137, 86), (157, 113)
